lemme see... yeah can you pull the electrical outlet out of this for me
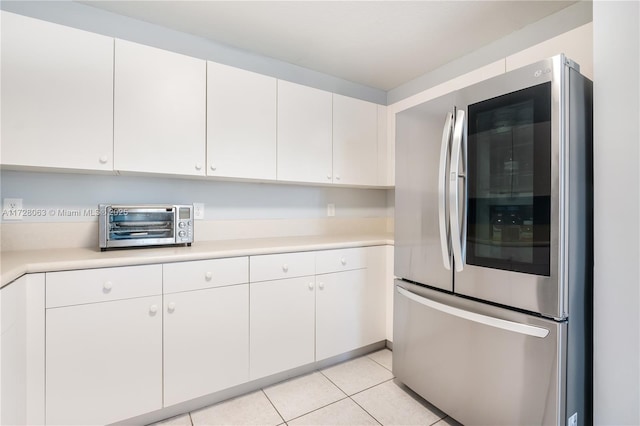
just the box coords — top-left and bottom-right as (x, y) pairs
(568, 412), (578, 426)
(193, 203), (205, 220)
(3, 198), (23, 220)
(327, 203), (335, 217)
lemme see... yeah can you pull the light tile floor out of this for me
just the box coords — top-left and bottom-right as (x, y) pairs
(153, 349), (462, 426)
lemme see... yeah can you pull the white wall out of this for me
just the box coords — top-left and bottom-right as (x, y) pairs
(387, 1), (592, 104)
(593, 1), (640, 424)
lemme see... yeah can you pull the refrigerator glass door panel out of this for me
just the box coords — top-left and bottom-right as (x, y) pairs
(466, 82), (551, 276)
(453, 56), (564, 318)
(394, 93), (456, 291)
(393, 280), (565, 426)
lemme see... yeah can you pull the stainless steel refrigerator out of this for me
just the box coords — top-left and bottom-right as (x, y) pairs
(393, 55), (592, 426)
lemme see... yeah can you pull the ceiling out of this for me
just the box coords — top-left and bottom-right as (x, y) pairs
(79, 1), (576, 91)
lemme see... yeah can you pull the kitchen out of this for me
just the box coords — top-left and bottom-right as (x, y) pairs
(0, 1), (638, 425)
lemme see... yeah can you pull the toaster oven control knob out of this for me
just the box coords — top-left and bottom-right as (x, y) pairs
(178, 221), (186, 228)
(205, 271), (213, 281)
(282, 264), (289, 273)
(179, 230), (186, 238)
(103, 281), (113, 292)
(149, 305), (158, 315)
(167, 302), (176, 313)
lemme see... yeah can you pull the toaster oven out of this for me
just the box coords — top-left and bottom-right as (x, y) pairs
(99, 204), (193, 250)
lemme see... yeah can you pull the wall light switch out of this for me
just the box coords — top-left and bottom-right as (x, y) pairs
(193, 203), (205, 220)
(327, 203), (335, 217)
(3, 198), (23, 220)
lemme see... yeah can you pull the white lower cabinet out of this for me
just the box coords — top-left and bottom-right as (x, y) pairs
(35, 246), (386, 425)
(45, 295), (163, 425)
(316, 269), (369, 360)
(163, 284), (249, 406)
(249, 276), (316, 380)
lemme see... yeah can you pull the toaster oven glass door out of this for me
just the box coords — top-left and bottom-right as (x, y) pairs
(108, 208), (175, 246)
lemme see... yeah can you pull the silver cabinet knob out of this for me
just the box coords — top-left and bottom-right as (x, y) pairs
(205, 271), (213, 281)
(210, 165), (217, 171)
(282, 264), (289, 273)
(335, 175), (341, 181)
(340, 258), (347, 265)
(167, 302), (176, 313)
(99, 156), (108, 164)
(103, 281), (113, 292)
(308, 282), (314, 290)
(318, 282), (325, 290)
(149, 305), (158, 315)
(195, 163), (202, 171)
(327, 174), (332, 180)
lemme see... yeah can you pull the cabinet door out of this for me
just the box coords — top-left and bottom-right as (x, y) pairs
(316, 269), (371, 360)
(46, 296), (162, 425)
(164, 285), (249, 406)
(332, 94), (378, 186)
(250, 276), (316, 379)
(207, 62), (277, 180)
(114, 39), (206, 176)
(1, 12), (113, 171)
(277, 80), (332, 184)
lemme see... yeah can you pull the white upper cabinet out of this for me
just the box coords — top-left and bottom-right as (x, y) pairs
(277, 80), (333, 184)
(1, 12), (114, 171)
(332, 94), (378, 186)
(207, 62), (277, 180)
(114, 39), (206, 176)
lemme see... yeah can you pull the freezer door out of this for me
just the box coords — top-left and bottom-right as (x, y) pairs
(394, 93), (456, 291)
(393, 280), (566, 426)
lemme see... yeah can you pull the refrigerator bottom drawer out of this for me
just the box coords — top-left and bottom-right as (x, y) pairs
(393, 280), (566, 426)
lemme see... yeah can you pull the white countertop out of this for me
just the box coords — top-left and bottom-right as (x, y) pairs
(1, 234), (394, 288)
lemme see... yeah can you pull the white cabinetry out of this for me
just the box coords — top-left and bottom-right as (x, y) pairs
(249, 276), (316, 380)
(1, 12), (114, 171)
(163, 258), (249, 406)
(45, 266), (163, 425)
(0, 274), (45, 426)
(316, 269), (369, 360)
(315, 247), (385, 360)
(207, 62), (277, 180)
(114, 39), (206, 176)
(277, 80), (333, 184)
(332, 95), (378, 185)
(250, 247), (386, 375)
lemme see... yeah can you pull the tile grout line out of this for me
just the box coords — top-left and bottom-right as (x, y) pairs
(280, 395), (352, 424)
(188, 412), (194, 426)
(348, 377), (396, 398)
(260, 388), (287, 425)
(317, 368), (389, 425)
(347, 395), (383, 426)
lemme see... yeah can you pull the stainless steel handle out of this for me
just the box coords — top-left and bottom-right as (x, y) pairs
(438, 112), (454, 271)
(449, 109), (467, 272)
(396, 286), (549, 338)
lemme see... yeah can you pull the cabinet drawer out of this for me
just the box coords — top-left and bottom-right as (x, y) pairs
(250, 252), (315, 282)
(316, 248), (367, 274)
(163, 257), (248, 294)
(46, 265), (162, 308)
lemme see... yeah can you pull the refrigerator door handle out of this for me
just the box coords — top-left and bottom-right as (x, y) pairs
(438, 112), (454, 270)
(449, 109), (467, 272)
(396, 286), (550, 338)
